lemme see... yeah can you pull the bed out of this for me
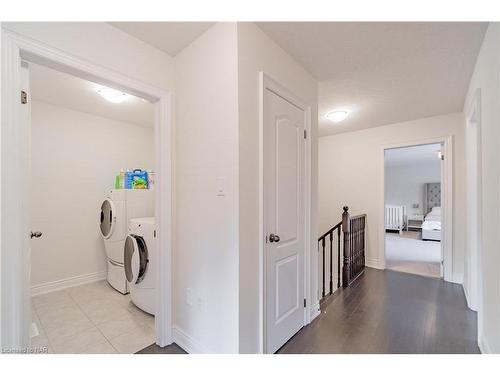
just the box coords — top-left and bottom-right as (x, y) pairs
(422, 182), (441, 241)
(422, 206), (441, 241)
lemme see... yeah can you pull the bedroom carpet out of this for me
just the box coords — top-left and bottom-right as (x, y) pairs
(385, 233), (441, 278)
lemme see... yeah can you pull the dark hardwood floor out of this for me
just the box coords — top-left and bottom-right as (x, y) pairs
(278, 268), (479, 354)
(137, 342), (186, 354)
(137, 268), (479, 354)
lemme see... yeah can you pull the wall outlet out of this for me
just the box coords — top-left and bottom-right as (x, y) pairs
(216, 177), (226, 197)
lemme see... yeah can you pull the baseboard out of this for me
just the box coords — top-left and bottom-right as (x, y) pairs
(462, 283), (480, 311)
(310, 302), (321, 322)
(479, 335), (492, 354)
(172, 325), (210, 354)
(452, 273), (464, 285)
(31, 270), (107, 296)
(462, 283), (471, 308)
(366, 258), (383, 269)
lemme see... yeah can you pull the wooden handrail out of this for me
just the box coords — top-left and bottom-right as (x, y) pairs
(318, 221), (341, 242)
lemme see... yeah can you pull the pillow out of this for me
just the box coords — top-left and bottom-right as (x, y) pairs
(431, 206), (441, 214)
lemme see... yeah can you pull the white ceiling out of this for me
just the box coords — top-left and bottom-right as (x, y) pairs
(256, 22), (488, 136)
(109, 22), (214, 56)
(34, 22), (488, 136)
(29, 63), (154, 127)
(385, 143), (442, 167)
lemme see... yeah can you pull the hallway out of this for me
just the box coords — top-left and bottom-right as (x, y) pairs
(140, 268), (479, 354)
(278, 268), (479, 354)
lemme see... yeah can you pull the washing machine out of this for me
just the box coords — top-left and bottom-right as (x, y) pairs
(124, 217), (156, 315)
(99, 189), (154, 294)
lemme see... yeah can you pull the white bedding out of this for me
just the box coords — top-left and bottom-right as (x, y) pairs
(424, 207), (441, 228)
(422, 220), (441, 231)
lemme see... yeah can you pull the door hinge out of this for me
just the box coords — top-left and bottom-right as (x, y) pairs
(303, 129), (307, 139)
(303, 298), (307, 308)
(21, 90), (28, 104)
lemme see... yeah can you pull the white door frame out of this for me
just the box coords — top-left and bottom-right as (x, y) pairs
(259, 72), (312, 354)
(465, 88), (482, 317)
(0, 29), (173, 349)
(379, 136), (454, 282)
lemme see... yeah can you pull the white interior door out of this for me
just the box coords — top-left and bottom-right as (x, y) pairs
(264, 88), (305, 354)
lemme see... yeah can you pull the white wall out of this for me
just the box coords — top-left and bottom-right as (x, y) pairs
(385, 162), (441, 216)
(463, 23), (500, 354)
(30, 100), (154, 289)
(319, 112), (466, 281)
(173, 22), (240, 353)
(237, 22), (318, 353)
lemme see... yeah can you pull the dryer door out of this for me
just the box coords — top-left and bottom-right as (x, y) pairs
(100, 199), (115, 239)
(124, 235), (149, 284)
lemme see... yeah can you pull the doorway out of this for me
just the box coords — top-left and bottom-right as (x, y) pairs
(1, 31), (172, 351)
(384, 143), (444, 278)
(26, 61), (158, 353)
(380, 137), (453, 282)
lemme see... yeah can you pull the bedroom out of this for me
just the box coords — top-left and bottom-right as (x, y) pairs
(384, 143), (443, 278)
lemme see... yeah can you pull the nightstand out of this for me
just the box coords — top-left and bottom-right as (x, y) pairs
(407, 214), (424, 231)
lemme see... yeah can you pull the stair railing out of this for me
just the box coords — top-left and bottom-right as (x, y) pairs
(318, 206), (367, 301)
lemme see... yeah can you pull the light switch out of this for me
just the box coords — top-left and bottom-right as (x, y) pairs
(216, 177), (226, 197)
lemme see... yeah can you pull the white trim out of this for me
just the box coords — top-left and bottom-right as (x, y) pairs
(365, 258), (382, 269)
(172, 325), (210, 354)
(379, 136), (454, 282)
(304, 104), (313, 326)
(478, 335), (491, 354)
(310, 302), (321, 322)
(154, 92), (173, 348)
(453, 273), (464, 285)
(0, 29), (173, 349)
(31, 271), (107, 296)
(259, 72), (312, 354)
(465, 88), (483, 343)
(258, 72), (265, 355)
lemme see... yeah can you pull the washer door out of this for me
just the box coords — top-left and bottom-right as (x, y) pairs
(99, 199), (115, 239)
(124, 235), (149, 284)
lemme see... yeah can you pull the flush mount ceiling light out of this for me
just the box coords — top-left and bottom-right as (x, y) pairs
(96, 87), (130, 104)
(325, 110), (349, 123)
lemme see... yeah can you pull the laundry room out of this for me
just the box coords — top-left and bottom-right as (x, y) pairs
(28, 62), (158, 353)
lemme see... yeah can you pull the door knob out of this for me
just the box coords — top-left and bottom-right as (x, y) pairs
(269, 233), (280, 243)
(30, 231), (42, 239)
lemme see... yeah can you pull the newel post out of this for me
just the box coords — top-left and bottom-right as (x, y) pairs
(341, 206), (350, 288)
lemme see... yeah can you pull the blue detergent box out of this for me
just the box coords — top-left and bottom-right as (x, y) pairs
(125, 170), (149, 189)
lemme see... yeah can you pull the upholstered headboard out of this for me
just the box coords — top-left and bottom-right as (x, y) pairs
(424, 182), (441, 214)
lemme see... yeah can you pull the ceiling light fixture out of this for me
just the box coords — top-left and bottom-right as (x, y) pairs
(96, 87), (129, 104)
(326, 110), (349, 123)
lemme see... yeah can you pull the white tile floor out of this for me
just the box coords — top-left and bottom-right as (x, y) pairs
(30, 280), (155, 354)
